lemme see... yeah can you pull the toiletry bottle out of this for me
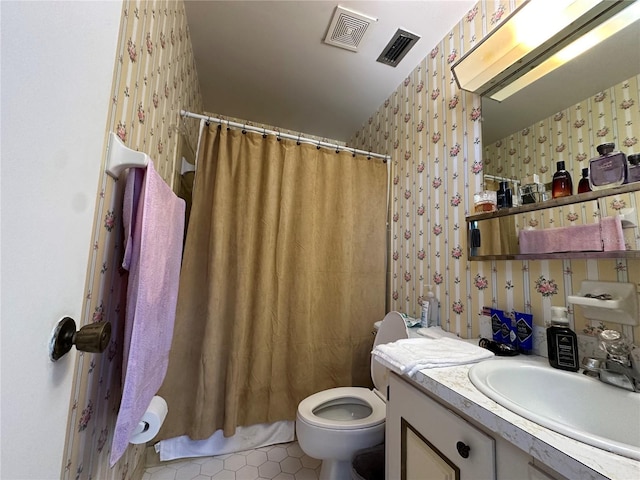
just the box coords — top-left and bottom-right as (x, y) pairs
(552, 161), (573, 198)
(546, 306), (579, 372)
(497, 181), (513, 209)
(420, 297), (430, 328)
(588, 142), (628, 190)
(425, 284), (438, 327)
(627, 153), (640, 183)
(577, 167), (592, 193)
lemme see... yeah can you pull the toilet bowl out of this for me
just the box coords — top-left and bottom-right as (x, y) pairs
(295, 312), (408, 480)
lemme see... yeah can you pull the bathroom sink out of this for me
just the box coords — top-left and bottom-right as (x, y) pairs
(468, 358), (640, 460)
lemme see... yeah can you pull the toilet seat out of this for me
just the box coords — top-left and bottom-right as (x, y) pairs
(297, 387), (385, 430)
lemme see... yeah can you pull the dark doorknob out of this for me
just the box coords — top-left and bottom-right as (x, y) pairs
(50, 316), (111, 361)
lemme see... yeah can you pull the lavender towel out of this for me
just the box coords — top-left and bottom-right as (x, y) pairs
(601, 216), (626, 251)
(518, 216), (625, 255)
(518, 223), (603, 254)
(111, 160), (185, 466)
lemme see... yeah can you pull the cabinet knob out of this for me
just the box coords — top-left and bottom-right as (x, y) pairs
(456, 441), (470, 458)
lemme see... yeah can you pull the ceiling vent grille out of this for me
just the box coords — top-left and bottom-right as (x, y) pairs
(377, 29), (420, 67)
(324, 6), (377, 52)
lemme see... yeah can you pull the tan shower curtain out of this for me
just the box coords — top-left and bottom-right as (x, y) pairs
(158, 124), (387, 440)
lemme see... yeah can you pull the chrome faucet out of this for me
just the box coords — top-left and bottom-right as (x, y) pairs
(583, 330), (640, 393)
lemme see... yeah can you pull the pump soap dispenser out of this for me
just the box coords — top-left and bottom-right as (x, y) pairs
(546, 306), (579, 372)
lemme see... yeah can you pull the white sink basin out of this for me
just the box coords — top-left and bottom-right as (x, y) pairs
(469, 358), (640, 460)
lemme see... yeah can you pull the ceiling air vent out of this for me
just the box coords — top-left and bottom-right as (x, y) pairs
(377, 29), (420, 67)
(324, 5), (377, 52)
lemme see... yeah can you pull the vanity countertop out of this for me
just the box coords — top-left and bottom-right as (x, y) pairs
(409, 354), (640, 480)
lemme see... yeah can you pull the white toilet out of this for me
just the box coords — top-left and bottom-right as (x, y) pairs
(295, 311), (408, 480)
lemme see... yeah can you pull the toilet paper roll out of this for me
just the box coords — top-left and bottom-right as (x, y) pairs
(129, 396), (168, 444)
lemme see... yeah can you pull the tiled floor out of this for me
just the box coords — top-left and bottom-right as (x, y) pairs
(142, 441), (321, 480)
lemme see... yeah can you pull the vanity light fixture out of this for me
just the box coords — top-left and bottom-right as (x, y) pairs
(451, 0), (637, 101)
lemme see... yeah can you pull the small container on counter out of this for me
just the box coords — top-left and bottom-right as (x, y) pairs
(589, 142), (628, 190)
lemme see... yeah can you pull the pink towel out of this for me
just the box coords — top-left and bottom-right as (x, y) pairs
(111, 160), (185, 466)
(519, 223), (602, 254)
(518, 216), (625, 254)
(601, 216), (626, 251)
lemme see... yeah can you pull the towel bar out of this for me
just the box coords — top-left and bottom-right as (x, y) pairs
(105, 132), (148, 178)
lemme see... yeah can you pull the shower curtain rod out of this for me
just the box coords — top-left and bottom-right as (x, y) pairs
(180, 110), (390, 161)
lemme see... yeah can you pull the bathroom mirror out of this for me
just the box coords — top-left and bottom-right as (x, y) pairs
(472, 10), (640, 259)
(481, 15), (640, 147)
(481, 12), (640, 188)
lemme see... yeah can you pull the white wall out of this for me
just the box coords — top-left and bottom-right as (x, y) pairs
(1, 1), (122, 477)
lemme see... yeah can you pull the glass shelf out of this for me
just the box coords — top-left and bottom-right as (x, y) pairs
(466, 182), (640, 222)
(466, 182), (640, 261)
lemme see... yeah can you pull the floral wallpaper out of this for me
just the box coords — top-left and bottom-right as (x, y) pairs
(350, 0), (639, 347)
(60, 0), (640, 477)
(61, 1), (202, 478)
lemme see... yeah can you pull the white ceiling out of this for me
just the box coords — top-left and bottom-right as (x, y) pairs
(185, 0), (476, 142)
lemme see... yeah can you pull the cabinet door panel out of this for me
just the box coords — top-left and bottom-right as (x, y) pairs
(403, 419), (458, 480)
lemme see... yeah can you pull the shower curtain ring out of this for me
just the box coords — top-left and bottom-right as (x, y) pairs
(226, 120), (230, 131)
(367, 151), (372, 160)
(335, 144), (340, 154)
(352, 148), (356, 158)
(317, 140), (321, 150)
(242, 125), (247, 134)
(263, 128), (267, 139)
(277, 131), (281, 141)
(296, 134), (301, 146)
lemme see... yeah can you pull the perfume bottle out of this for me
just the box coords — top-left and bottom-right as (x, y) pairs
(577, 167), (592, 193)
(627, 153), (640, 184)
(589, 142), (628, 190)
(552, 161), (573, 198)
(496, 181), (512, 209)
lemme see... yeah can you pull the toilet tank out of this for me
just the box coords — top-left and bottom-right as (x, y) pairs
(371, 312), (409, 395)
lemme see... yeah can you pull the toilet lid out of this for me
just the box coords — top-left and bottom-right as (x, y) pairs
(371, 311), (409, 392)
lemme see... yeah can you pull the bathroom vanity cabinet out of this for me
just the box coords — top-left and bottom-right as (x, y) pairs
(386, 373), (495, 479)
(465, 183), (640, 261)
(386, 373), (565, 480)
(385, 363), (640, 480)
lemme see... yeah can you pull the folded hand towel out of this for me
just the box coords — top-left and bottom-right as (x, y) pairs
(518, 223), (603, 254)
(601, 216), (625, 251)
(372, 337), (494, 377)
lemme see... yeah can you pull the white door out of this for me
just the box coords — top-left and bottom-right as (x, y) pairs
(0, 2), (121, 478)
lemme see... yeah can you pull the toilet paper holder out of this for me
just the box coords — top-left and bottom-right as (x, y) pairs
(49, 316), (112, 361)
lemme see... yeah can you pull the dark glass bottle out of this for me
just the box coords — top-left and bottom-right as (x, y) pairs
(627, 154), (640, 184)
(577, 167), (592, 193)
(546, 307), (579, 372)
(552, 161), (573, 198)
(496, 181), (512, 209)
